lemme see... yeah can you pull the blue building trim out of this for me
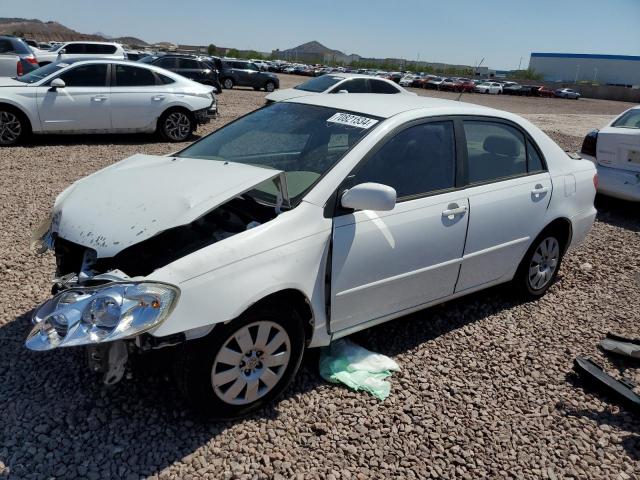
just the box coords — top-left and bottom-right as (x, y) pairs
(531, 52), (640, 62)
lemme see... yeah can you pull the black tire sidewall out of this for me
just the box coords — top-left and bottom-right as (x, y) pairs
(515, 231), (564, 299)
(0, 107), (28, 146)
(223, 78), (234, 89)
(265, 81), (275, 92)
(178, 304), (306, 419)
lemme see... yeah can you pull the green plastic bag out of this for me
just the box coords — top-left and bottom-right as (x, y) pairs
(319, 338), (400, 400)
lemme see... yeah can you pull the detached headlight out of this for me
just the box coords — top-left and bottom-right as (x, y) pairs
(26, 282), (179, 351)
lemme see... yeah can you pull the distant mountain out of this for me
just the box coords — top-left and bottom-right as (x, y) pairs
(277, 40), (347, 57)
(274, 40), (361, 64)
(0, 17), (148, 46)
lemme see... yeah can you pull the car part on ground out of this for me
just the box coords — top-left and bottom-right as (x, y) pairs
(600, 333), (640, 359)
(319, 338), (400, 400)
(573, 356), (640, 414)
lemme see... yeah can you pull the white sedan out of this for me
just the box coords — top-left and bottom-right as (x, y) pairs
(579, 105), (640, 201)
(265, 73), (414, 103)
(475, 82), (503, 94)
(0, 59), (216, 145)
(27, 95), (597, 418)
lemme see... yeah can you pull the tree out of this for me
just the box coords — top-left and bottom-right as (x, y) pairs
(207, 44), (217, 56)
(226, 48), (240, 58)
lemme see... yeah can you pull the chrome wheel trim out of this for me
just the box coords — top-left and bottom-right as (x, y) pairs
(212, 320), (291, 406)
(0, 111), (22, 145)
(164, 112), (191, 141)
(223, 78), (233, 89)
(528, 236), (560, 290)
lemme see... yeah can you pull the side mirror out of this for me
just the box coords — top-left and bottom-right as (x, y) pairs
(341, 183), (396, 212)
(58, 48), (66, 56)
(49, 78), (65, 91)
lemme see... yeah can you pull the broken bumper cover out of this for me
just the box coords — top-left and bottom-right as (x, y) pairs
(26, 282), (179, 351)
(194, 105), (217, 124)
(596, 164), (640, 202)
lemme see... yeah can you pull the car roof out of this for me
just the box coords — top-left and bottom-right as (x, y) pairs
(61, 41), (121, 46)
(285, 93), (495, 119)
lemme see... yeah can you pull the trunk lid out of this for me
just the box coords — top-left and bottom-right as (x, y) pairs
(597, 126), (640, 173)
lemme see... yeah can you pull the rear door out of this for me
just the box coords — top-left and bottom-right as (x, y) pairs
(455, 118), (552, 292)
(176, 58), (202, 82)
(35, 63), (111, 131)
(110, 64), (167, 130)
(331, 119), (468, 333)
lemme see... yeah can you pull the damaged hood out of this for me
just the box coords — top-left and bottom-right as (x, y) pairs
(52, 154), (284, 257)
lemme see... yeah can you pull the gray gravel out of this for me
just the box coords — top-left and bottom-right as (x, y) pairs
(1, 75), (639, 479)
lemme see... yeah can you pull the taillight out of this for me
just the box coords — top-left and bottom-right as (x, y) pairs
(593, 173), (599, 190)
(581, 129), (598, 158)
(25, 55), (38, 65)
(16, 61), (23, 76)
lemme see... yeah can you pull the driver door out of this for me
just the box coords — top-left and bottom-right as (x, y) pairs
(330, 120), (468, 333)
(36, 63), (111, 132)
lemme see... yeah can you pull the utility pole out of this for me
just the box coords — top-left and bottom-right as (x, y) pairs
(574, 64), (580, 83)
(518, 56), (522, 71)
(593, 67), (598, 83)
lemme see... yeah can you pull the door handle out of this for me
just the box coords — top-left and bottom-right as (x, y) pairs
(91, 95), (108, 102)
(442, 203), (467, 219)
(531, 184), (549, 196)
(151, 95), (166, 101)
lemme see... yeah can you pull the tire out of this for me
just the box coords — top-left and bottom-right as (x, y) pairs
(222, 77), (234, 90)
(264, 81), (276, 93)
(513, 229), (565, 299)
(176, 303), (306, 418)
(0, 106), (29, 146)
(253, 86), (260, 91)
(158, 108), (194, 142)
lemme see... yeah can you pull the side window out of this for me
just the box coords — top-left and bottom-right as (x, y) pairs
(0, 40), (15, 54)
(463, 121), (526, 184)
(527, 140), (545, 173)
(63, 44), (85, 54)
(332, 78), (368, 93)
(96, 44), (117, 54)
(157, 73), (176, 84)
(178, 58), (199, 69)
(350, 121), (456, 199)
(155, 57), (177, 69)
(114, 65), (156, 86)
(370, 80), (400, 94)
(57, 64), (108, 87)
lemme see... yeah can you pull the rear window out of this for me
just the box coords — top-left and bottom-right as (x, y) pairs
(178, 58), (200, 69)
(612, 109), (640, 129)
(85, 44), (117, 54)
(294, 75), (343, 92)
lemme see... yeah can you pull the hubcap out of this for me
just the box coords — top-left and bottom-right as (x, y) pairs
(224, 79), (233, 89)
(0, 111), (22, 145)
(266, 83), (274, 92)
(212, 321), (291, 405)
(528, 237), (560, 290)
(164, 112), (191, 141)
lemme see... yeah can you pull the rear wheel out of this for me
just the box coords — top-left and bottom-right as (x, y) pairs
(158, 109), (194, 142)
(264, 81), (276, 92)
(0, 107), (29, 146)
(177, 304), (306, 418)
(222, 78), (234, 90)
(514, 231), (565, 299)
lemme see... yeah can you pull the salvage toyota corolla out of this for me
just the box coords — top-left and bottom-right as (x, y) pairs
(27, 95), (598, 417)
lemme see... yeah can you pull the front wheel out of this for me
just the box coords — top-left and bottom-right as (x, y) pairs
(222, 78), (234, 90)
(514, 232), (564, 299)
(158, 109), (194, 142)
(177, 304), (306, 418)
(264, 81), (276, 92)
(0, 108), (28, 146)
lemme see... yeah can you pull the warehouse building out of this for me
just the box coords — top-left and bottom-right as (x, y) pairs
(529, 53), (640, 87)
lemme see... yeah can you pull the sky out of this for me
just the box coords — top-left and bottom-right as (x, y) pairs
(2, 0), (639, 70)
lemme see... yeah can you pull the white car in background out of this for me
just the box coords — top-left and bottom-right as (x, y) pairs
(399, 74), (415, 87)
(580, 105), (640, 201)
(475, 82), (503, 94)
(27, 94), (596, 418)
(555, 88), (581, 100)
(0, 58), (216, 145)
(36, 41), (126, 66)
(265, 73), (415, 103)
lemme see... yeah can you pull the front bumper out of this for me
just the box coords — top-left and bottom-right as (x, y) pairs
(596, 164), (640, 202)
(194, 105), (217, 125)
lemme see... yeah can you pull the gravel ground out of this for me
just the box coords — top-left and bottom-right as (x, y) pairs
(0, 74), (639, 479)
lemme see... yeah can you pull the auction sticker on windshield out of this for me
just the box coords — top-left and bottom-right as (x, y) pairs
(327, 112), (378, 129)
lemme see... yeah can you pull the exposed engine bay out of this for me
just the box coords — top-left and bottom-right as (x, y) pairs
(53, 194), (279, 285)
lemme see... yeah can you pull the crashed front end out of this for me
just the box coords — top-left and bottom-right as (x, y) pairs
(26, 153), (289, 382)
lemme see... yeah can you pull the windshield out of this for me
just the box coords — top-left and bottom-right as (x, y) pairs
(14, 62), (69, 83)
(177, 103), (381, 205)
(294, 75), (343, 92)
(612, 109), (640, 129)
